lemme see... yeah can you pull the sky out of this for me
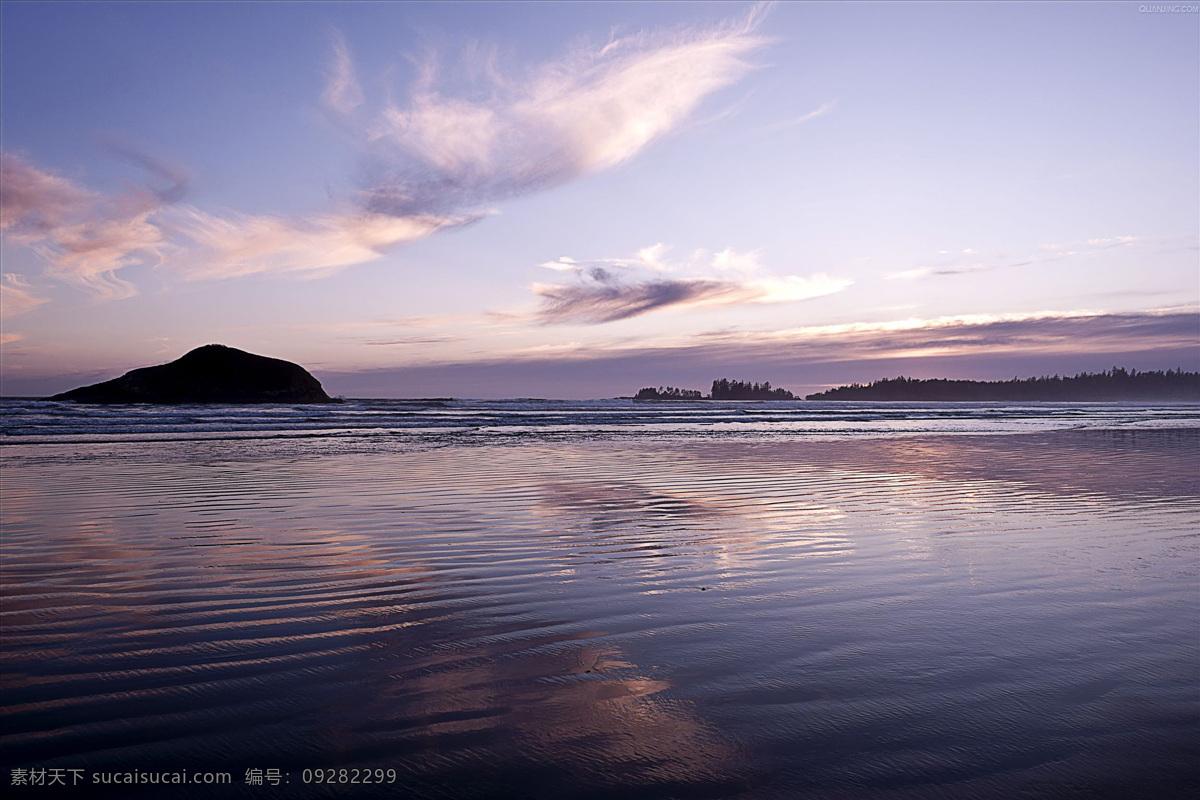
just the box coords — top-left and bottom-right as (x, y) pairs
(1, 1), (1197, 398)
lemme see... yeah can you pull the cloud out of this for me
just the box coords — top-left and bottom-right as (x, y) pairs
(0, 153), (94, 232)
(750, 274), (854, 302)
(3, 10), (770, 298)
(0, 152), (181, 299)
(885, 267), (933, 280)
(1, 149), (481, 286)
(0, 274), (50, 319)
(1086, 235), (1138, 248)
(323, 31), (364, 116)
(309, 309), (1200, 399)
(637, 243), (673, 273)
(692, 308), (1200, 364)
(764, 100), (836, 133)
(535, 277), (744, 323)
(166, 206), (478, 279)
(710, 247), (761, 276)
(511, 307), (1200, 368)
(0, 273), (48, 348)
(538, 256), (580, 271)
(330, 7), (768, 215)
(29, 212), (165, 299)
(532, 243), (851, 323)
(885, 235), (1148, 281)
(360, 334), (462, 346)
(104, 139), (189, 204)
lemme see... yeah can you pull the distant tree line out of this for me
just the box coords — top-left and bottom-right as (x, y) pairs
(634, 386), (703, 400)
(633, 379), (795, 400)
(709, 379), (795, 400)
(805, 368), (1200, 401)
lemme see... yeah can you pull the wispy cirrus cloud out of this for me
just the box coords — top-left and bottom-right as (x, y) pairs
(323, 30), (365, 117)
(0, 152), (180, 299)
(535, 276), (745, 324)
(533, 244), (851, 324)
(0, 273), (50, 347)
(165, 206), (478, 280)
(0, 153), (94, 233)
(1086, 236), (1139, 248)
(3, 8), (771, 297)
(30, 212), (167, 300)
(516, 307), (1200, 365)
(885, 236), (1144, 280)
(1, 149), (476, 287)
(328, 6), (769, 215)
(0, 274), (49, 319)
(764, 100), (836, 133)
(746, 308), (1191, 356)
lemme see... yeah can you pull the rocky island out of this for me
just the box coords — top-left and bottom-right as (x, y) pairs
(49, 344), (337, 404)
(634, 379), (796, 401)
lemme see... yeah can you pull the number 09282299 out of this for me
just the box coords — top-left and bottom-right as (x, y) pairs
(301, 768), (397, 784)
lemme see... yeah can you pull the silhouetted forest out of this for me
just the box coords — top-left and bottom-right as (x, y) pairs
(710, 379), (795, 400)
(634, 386), (703, 400)
(633, 379), (795, 400)
(805, 368), (1200, 401)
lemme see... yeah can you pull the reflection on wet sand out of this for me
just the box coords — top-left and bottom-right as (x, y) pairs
(1, 429), (1197, 798)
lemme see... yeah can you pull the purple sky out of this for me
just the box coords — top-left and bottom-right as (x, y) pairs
(2, 1), (1197, 398)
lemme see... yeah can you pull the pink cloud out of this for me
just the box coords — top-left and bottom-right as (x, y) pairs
(2, 7), (771, 297)
(166, 207), (478, 279)
(0, 153), (94, 233)
(0, 273), (50, 319)
(0, 153), (176, 299)
(330, 6), (768, 215)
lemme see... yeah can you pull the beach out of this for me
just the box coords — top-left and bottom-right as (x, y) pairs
(5, 0), (1198, 795)
(2, 405), (1198, 798)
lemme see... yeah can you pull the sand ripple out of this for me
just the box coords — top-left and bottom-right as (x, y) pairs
(1, 430), (1197, 798)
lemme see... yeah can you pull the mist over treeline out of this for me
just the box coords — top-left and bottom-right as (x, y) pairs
(805, 368), (1200, 401)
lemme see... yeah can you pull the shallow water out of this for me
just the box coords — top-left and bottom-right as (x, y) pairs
(3, 397), (1198, 445)
(1, 408), (1198, 798)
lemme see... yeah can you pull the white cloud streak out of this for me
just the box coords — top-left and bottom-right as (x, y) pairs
(764, 100), (836, 133)
(333, 7), (769, 215)
(165, 206), (478, 280)
(885, 235), (1147, 280)
(323, 30), (364, 116)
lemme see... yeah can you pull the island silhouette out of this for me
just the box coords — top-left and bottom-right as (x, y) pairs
(635, 379), (796, 401)
(805, 368), (1200, 401)
(630, 369), (1200, 402)
(50, 344), (336, 404)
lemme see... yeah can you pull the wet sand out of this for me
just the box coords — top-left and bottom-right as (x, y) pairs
(2, 429), (1198, 798)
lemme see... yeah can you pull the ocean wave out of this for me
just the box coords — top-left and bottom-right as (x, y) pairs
(2, 398), (1198, 445)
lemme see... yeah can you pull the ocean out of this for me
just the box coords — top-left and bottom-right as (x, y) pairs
(2, 399), (1198, 798)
